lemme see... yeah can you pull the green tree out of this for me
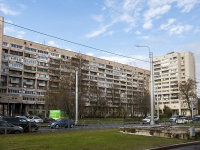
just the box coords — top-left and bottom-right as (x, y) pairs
(163, 105), (172, 117)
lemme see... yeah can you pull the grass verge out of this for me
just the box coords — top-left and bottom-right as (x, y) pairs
(0, 129), (197, 150)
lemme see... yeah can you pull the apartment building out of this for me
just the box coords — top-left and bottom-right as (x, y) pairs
(0, 17), (150, 117)
(153, 52), (197, 116)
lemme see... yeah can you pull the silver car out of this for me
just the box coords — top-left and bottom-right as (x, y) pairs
(169, 115), (184, 122)
(142, 116), (160, 124)
(176, 117), (192, 124)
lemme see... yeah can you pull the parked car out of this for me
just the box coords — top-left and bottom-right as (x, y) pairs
(16, 116), (31, 121)
(169, 115), (184, 122)
(0, 120), (24, 134)
(142, 116), (160, 124)
(42, 117), (55, 123)
(193, 115), (200, 121)
(28, 116), (43, 123)
(48, 118), (75, 129)
(176, 117), (193, 124)
(1, 116), (39, 132)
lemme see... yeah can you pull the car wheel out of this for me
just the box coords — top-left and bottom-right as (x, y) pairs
(70, 124), (74, 128)
(14, 130), (21, 134)
(55, 124), (59, 129)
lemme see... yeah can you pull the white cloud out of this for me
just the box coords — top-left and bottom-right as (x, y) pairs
(92, 14), (104, 23)
(143, 20), (153, 29)
(160, 19), (192, 35)
(86, 52), (94, 56)
(4, 26), (15, 34)
(160, 18), (176, 30)
(18, 4), (27, 10)
(86, 0), (142, 37)
(0, 3), (18, 15)
(47, 41), (59, 47)
(135, 31), (141, 35)
(168, 24), (192, 35)
(16, 31), (25, 39)
(143, 5), (171, 21)
(85, 24), (111, 38)
(139, 36), (150, 40)
(176, 0), (199, 13)
(147, 0), (173, 8)
(103, 31), (114, 36)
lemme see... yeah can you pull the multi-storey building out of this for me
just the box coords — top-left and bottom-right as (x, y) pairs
(0, 17), (150, 117)
(153, 52), (197, 116)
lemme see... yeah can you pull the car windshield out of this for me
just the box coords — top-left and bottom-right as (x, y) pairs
(171, 116), (177, 118)
(56, 119), (62, 122)
(145, 117), (151, 119)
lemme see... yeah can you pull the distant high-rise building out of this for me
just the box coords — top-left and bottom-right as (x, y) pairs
(153, 52), (197, 116)
(0, 17), (150, 117)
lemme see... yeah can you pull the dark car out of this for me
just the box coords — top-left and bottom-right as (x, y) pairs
(0, 120), (24, 134)
(1, 116), (39, 132)
(193, 115), (200, 121)
(48, 118), (75, 129)
(42, 117), (55, 123)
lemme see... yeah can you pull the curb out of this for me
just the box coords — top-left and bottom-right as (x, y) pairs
(147, 141), (200, 150)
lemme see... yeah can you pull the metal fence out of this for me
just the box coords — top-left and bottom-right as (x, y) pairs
(1, 119), (200, 134)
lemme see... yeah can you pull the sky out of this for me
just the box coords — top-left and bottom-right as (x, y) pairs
(0, 0), (200, 80)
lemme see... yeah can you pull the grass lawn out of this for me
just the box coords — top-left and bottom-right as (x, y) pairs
(0, 129), (197, 150)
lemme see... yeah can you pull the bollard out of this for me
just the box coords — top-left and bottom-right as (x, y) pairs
(68, 117), (70, 130)
(189, 126), (195, 138)
(5, 121), (7, 134)
(29, 121), (31, 132)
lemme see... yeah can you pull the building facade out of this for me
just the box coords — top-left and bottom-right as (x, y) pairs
(153, 52), (197, 116)
(0, 17), (150, 117)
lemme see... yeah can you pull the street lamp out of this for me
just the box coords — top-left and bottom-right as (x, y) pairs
(75, 69), (78, 125)
(135, 45), (155, 125)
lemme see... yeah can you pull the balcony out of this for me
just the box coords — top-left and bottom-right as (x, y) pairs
(39, 83), (46, 86)
(10, 79), (20, 84)
(25, 82), (33, 85)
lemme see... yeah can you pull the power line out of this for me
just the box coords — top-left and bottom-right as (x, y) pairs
(3, 20), (150, 63)
(3, 20), (200, 82)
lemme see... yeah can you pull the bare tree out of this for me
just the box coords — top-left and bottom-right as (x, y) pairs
(134, 86), (150, 117)
(179, 78), (197, 116)
(45, 76), (76, 117)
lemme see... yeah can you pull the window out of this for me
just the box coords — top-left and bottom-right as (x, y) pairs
(106, 65), (113, 69)
(9, 63), (23, 69)
(38, 50), (48, 55)
(8, 89), (21, 94)
(24, 59), (37, 65)
(11, 43), (23, 49)
(37, 74), (49, 79)
(38, 62), (48, 67)
(38, 56), (49, 61)
(25, 47), (36, 52)
(2, 55), (8, 60)
(3, 42), (8, 47)
(50, 52), (60, 58)
(9, 56), (22, 62)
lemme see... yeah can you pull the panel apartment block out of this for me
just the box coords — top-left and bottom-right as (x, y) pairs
(0, 17), (150, 117)
(153, 52), (196, 116)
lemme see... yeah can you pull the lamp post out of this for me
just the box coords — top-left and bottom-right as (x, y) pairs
(75, 69), (78, 125)
(157, 86), (159, 119)
(135, 45), (155, 125)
